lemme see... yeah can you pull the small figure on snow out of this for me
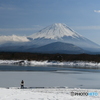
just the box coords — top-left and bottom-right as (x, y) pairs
(21, 80), (24, 89)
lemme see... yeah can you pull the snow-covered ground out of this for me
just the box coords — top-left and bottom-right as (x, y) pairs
(0, 87), (100, 100)
(0, 60), (100, 99)
(0, 60), (100, 69)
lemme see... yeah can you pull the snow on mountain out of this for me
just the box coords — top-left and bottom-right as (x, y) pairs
(28, 23), (100, 52)
(0, 23), (100, 53)
(29, 23), (82, 40)
(0, 35), (29, 44)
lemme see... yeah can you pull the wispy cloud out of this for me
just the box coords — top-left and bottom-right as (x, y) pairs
(0, 7), (15, 10)
(0, 4), (17, 10)
(94, 10), (100, 13)
(73, 26), (100, 30)
(0, 25), (44, 32)
(0, 28), (38, 32)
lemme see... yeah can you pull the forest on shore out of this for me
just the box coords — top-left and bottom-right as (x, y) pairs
(0, 52), (100, 62)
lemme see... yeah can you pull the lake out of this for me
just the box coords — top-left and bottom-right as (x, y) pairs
(0, 65), (100, 89)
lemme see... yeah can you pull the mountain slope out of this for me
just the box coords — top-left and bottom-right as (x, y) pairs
(28, 23), (100, 52)
(28, 42), (85, 54)
(29, 23), (82, 39)
(0, 23), (100, 53)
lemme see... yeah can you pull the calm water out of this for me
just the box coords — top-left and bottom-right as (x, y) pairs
(0, 65), (100, 72)
(0, 65), (100, 89)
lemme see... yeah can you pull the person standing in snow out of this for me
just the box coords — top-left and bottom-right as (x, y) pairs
(21, 80), (24, 89)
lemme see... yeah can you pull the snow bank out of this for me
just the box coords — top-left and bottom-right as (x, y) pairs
(0, 60), (100, 69)
(0, 88), (100, 100)
(30, 60), (100, 69)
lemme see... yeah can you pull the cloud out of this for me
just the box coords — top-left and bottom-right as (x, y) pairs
(94, 10), (100, 13)
(0, 25), (44, 32)
(0, 28), (38, 31)
(73, 26), (100, 30)
(0, 6), (17, 10)
(0, 4), (17, 11)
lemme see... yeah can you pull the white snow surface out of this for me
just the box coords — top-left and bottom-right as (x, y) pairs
(0, 35), (29, 43)
(0, 60), (100, 69)
(0, 88), (100, 100)
(29, 23), (83, 40)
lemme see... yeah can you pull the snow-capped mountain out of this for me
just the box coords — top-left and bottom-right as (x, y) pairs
(0, 23), (100, 53)
(28, 23), (100, 52)
(29, 23), (82, 39)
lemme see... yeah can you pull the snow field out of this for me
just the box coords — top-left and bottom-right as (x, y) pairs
(0, 88), (100, 100)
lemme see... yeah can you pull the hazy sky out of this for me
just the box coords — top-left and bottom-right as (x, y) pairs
(0, 0), (100, 44)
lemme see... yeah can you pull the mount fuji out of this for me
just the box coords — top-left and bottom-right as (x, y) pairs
(28, 23), (100, 52)
(0, 23), (100, 53)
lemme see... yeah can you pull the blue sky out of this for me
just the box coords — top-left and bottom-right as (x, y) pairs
(0, 0), (100, 44)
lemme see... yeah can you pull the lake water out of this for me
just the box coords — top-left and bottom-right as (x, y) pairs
(0, 65), (100, 89)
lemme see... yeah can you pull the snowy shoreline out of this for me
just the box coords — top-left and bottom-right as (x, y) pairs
(0, 87), (100, 100)
(0, 60), (100, 69)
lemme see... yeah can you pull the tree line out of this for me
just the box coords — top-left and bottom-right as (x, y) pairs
(0, 52), (100, 62)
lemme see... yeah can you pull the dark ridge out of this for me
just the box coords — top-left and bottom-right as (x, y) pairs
(0, 52), (100, 62)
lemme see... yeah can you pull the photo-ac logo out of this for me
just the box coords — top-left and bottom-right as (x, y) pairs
(71, 92), (98, 96)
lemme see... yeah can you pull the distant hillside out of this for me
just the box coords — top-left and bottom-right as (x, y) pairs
(28, 42), (85, 54)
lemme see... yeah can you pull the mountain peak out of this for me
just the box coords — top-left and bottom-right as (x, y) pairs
(30, 23), (81, 40)
(52, 23), (65, 26)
